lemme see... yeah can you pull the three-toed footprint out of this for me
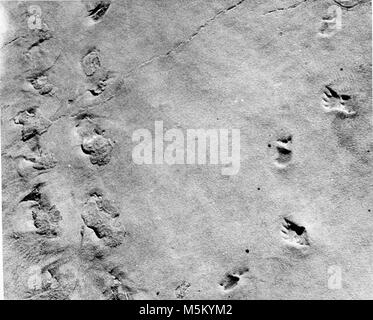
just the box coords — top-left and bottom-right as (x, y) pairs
(321, 85), (357, 117)
(281, 217), (309, 247)
(81, 189), (125, 247)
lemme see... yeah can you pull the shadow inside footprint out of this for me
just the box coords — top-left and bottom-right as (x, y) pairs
(219, 267), (249, 291)
(281, 218), (309, 246)
(219, 274), (240, 290)
(322, 85), (357, 117)
(274, 135), (292, 167)
(87, 1), (111, 21)
(276, 146), (292, 164)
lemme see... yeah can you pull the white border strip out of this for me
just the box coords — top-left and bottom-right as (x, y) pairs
(0, 1), (8, 301)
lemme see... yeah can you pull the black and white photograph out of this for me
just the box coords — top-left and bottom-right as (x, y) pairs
(0, 0), (371, 305)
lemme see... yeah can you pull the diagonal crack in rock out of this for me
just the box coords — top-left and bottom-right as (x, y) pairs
(125, 0), (248, 77)
(263, 0), (309, 15)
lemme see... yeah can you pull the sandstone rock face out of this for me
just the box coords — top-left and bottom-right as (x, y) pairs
(0, 0), (372, 300)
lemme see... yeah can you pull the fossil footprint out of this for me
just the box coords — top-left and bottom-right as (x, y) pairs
(274, 135), (292, 168)
(321, 85), (357, 117)
(281, 218), (309, 246)
(21, 183), (62, 237)
(86, 1), (111, 21)
(219, 267), (249, 291)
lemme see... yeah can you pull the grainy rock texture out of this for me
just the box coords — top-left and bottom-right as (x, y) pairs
(0, 0), (372, 299)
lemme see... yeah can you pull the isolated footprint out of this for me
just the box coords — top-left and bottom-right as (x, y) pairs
(274, 135), (292, 168)
(81, 190), (125, 247)
(175, 280), (191, 299)
(318, 16), (339, 38)
(317, 5), (342, 38)
(86, 1), (111, 21)
(281, 218), (309, 247)
(75, 118), (113, 166)
(81, 134), (113, 166)
(322, 85), (357, 117)
(219, 267), (249, 291)
(80, 47), (115, 99)
(81, 49), (101, 77)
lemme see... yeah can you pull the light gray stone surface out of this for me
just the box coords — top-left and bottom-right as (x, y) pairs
(0, 0), (372, 299)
